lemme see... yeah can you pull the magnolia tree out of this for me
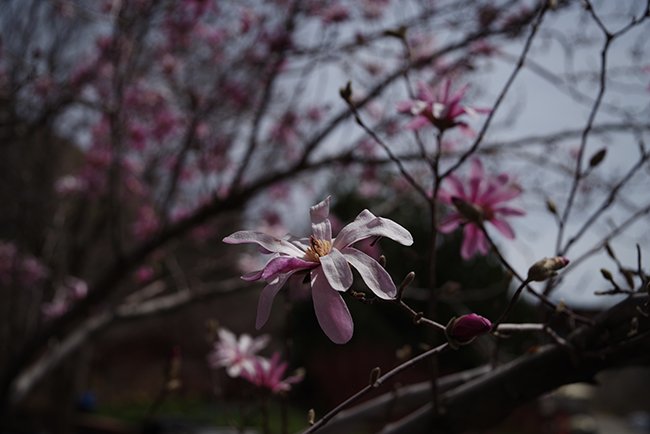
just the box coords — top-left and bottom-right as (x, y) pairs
(1, 0), (650, 432)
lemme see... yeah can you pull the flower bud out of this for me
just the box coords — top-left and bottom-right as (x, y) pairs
(445, 314), (492, 348)
(600, 268), (613, 281)
(526, 256), (570, 282)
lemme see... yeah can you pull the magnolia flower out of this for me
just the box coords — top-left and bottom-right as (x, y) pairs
(208, 328), (269, 377)
(438, 159), (525, 260)
(241, 352), (303, 394)
(446, 313), (492, 347)
(223, 196), (413, 344)
(396, 80), (489, 133)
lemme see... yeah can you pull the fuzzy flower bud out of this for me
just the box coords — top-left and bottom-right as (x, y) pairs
(445, 314), (492, 348)
(526, 256), (570, 282)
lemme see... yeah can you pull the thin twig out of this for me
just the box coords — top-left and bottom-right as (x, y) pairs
(303, 343), (449, 433)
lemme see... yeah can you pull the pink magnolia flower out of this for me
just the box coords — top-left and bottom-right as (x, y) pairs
(223, 196), (413, 344)
(208, 328), (269, 377)
(241, 352), (303, 394)
(396, 80), (489, 133)
(438, 159), (525, 260)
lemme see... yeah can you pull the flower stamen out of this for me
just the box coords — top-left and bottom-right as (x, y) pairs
(304, 235), (332, 262)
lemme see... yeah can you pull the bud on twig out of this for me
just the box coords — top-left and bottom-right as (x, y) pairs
(589, 148), (607, 168)
(383, 25), (407, 40)
(600, 268), (613, 281)
(527, 256), (570, 282)
(545, 198), (557, 216)
(445, 314), (492, 349)
(339, 81), (352, 102)
(397, 271), (415, 300)
(308, 408), (316, 425)
(369, 367), (381, 386)
(622, 269), (635, 289)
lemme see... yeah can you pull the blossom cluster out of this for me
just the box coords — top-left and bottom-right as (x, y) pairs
(208, 328), (302, 394)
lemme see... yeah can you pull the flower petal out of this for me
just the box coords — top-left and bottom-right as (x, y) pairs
(319, 248), (353, 291)
(495, 206), (526, 217)
(261, 256), (317, 280)
(405, 116), (431, 130)
(490, 218), (515, 239)
(342, 247), (396, 299)
(311, 268), (354, 344)
(441, 174), (466, 202)
(255, 272), (293, 330)
(438, 213), (463, 233)
(312, 220), (332, 243)
(416, 81), (435, 102)
(461, 224), (481, 259)
(242, 269), (264, 281)
(310, 196), (331, 223)
(334, 210), (413, 249)
(469, 159), (484, 201)
(310, 197), (332, 242)
(396, 100), (414, 113)
(224, 231), (304, 257)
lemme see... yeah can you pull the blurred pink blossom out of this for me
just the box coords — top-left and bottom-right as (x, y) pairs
(42, 277), (89, 321)
(241, 352), (303, 394)
(208, 328), (269, 377)
(0, 242), (48, 287)
(397, 80), (489, 133)
(438, 159), (525, 259)
(135, 266), (155, 284)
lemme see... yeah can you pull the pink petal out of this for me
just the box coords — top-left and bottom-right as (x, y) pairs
(311, 269), (354, 344)
(490, 218), (515, 239)
(447, 104), (465, 119)
(310, 196), (331, 223)
(450, 83), (469, 104)
(319, 248), (353, 291)
(224, 231), (303, 257)
(483, 184), (521, 204)
(470, 106), (491, 114)
(457, 122), (476, 137)
(396, 100), (414, 113)
(312, 221), (332, 243)
(405, 116), (431, 130)
(261, 256), (317, 280)
(495, 206), (526, 216)
(442, 174), (466, 201)
(334, 210), (413, 250)
(416, 81), (434, 102)
(256, 272), (293, 329)
(461, 224), (481, 260)
(242, 269), (264, 281)
(341, 247), (396, 299)
(440, 79), (452, 102)
(438, 213), (463, 233)
(476, 230), (490, 255)
(469, 159), (484, 201)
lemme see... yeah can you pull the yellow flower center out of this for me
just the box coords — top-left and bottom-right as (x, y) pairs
(304, 236), (332, 262)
